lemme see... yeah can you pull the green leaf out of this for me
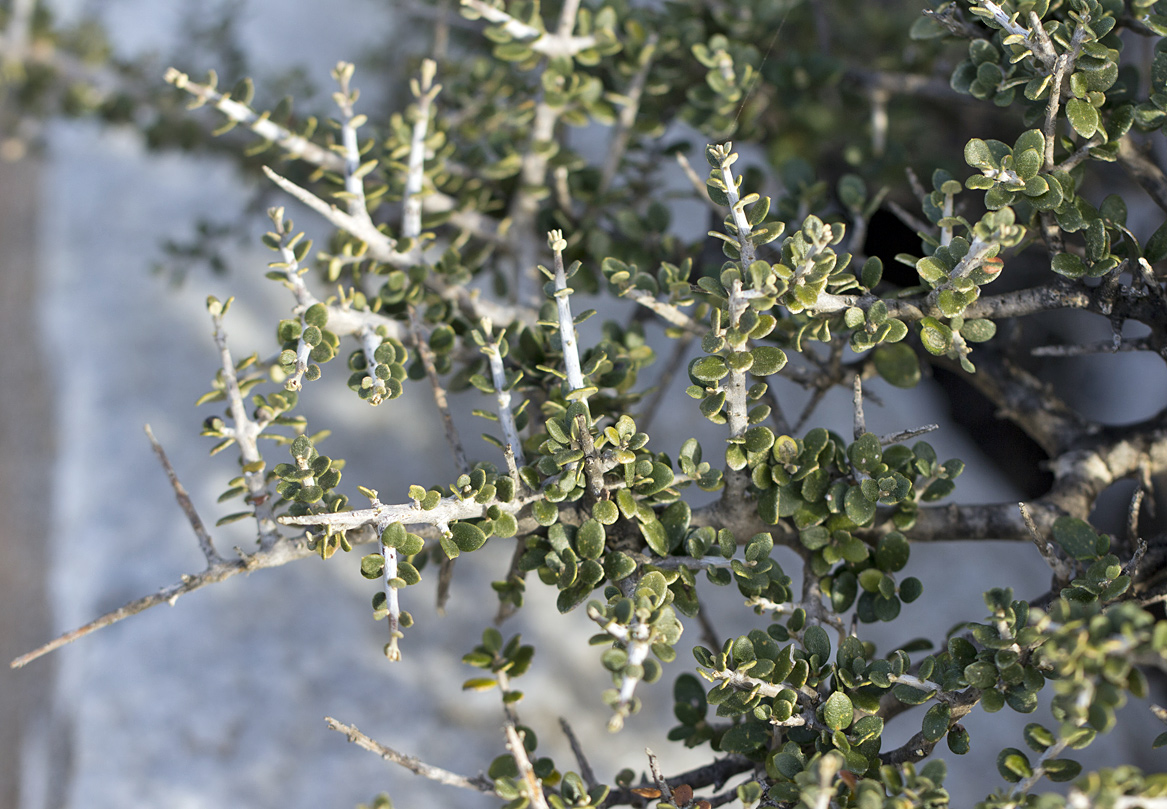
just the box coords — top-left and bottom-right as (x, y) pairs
(922, 702), (951, 741)
(1044, 759), (1082, 782)
(822, 691), (854, 731)
(873, 343), (920, 388)
(450, 522), (488, 552)
(721, 722), (770, 754)
(848, 433), (882, 473)
(1145, 219), (1167, 264)
(844, 485), (876, 525)
(1066, 98), (1100, 138)
(1052, 516), (1100, 560)
(804, 624), (831, 661)
(750, 346), (787, 376)
(964, 138), (997, 171)
(875, 533), (910, 572)
(690, 355), (729, 383)
(996, 748), (1032, 783)
(641, 519), (670, 556)
(576, 519), (606, 560)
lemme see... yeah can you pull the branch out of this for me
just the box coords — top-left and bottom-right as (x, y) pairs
(548, 230), (587, 394)
(402, 58), (440, 245)
(278, 487), (541, 533)
(12, 529), (373, 669)
(460, 0), (597, 56)
(605, 755), (754, 806)
(144, 424), (225, 567)
(558, 717), (598, 790)
(332, 62), (374, 224)
(621, 287), (702, 333)
(262, 165), (410, 266)
(208, 298), (283, 549)
(505, 722), (551, 809)
(324, 716), (495, 793)
(481, 325), (526, 475)
(599, 33), (659, 195)
(165, 68), (347, 171)
(1119, 136), (1167, 215)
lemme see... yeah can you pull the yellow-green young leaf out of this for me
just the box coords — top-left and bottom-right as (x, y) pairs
(462, 677), (499, 692)
(822, 691), (854, 731)
(360, 553), (385, 579)
(918, 318), (953, 355)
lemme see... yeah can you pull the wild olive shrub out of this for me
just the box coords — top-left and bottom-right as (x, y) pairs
(12, 0), (1167, 806)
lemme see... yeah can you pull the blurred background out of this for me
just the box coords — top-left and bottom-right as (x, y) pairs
(1, 1), (1165, 808)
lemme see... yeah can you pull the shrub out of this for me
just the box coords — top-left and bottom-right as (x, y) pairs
(8, 0), (1167, 807)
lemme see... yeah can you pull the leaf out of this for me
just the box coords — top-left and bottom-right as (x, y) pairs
(918, 318), (953, 355)
(803, 624), (831, 662)
(844, 485), (876, 525)
(750, 346), (787, 376)
(822, 692), (854, 731)
(848, 433), (882, 473)
(1144, 219), (1167, 264)
(576, 519), (606, 560)
(1066, 98), (1100, 138)
(641, 519), (670, 556)
(922, 702), (951, 742)
(450, 522), (488, 552)
(1052, 516), (1100, 560)
(873, 343), (920, 388)
(964, 138), (997, 171)
(360, 553), (385, 579)
(875, 533), (910, 572)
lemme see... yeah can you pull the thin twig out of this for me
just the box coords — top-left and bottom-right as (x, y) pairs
(852, 374), (866, 440)
(504, 722), (550, 809)
(599, 33), (659, 195)
(144, 424), (225, 567)
(12, 529), (369, 669)
(646, 749), (674, 806)
(1020, 501), (1073, 587)
(558, 717), (598, 790)
(262, 166), (409, 266)
(675, 151), (715, 208)
(325, 716), (495, 793)
(633, 332), (693, 431)
(411, 305), (468, 472)
(165, 68), (346, 172)
(877, 424), (939, 445)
